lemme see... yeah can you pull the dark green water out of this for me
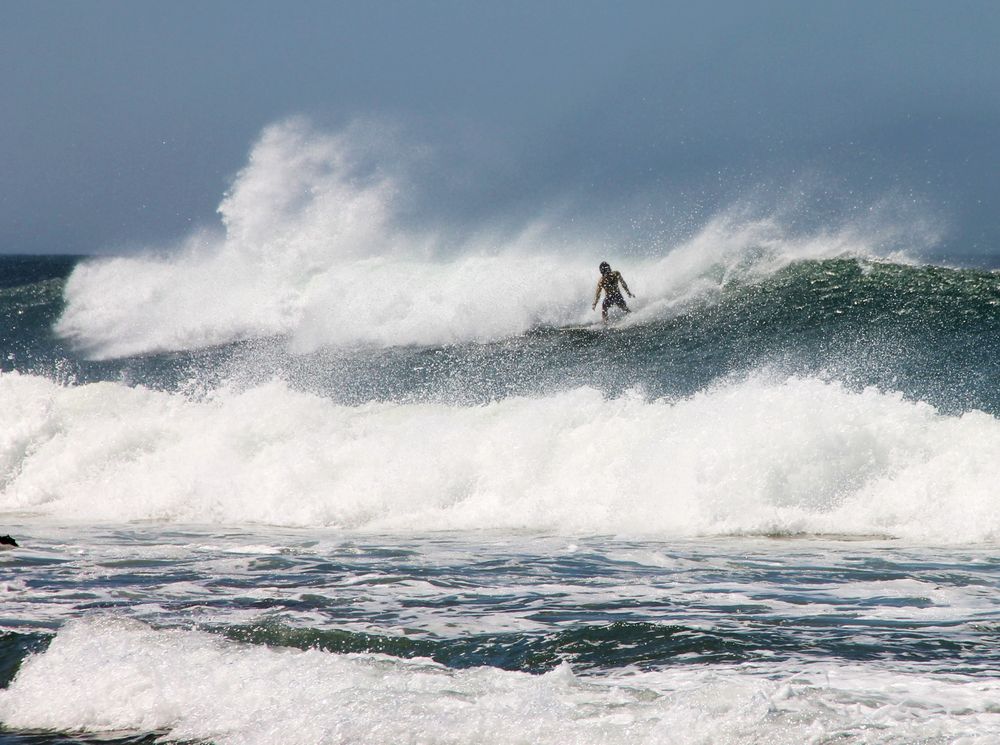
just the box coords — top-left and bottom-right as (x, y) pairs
(4, 255), (999, 413)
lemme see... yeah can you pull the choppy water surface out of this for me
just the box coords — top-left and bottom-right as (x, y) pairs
(3, 526), (1000, 744)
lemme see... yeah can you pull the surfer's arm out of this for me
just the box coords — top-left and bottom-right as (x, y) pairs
(618, 274), (634, 297)
(592, 282), (603, 310)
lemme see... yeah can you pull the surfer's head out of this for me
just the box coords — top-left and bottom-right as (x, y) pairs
(599, 261), (611, 275)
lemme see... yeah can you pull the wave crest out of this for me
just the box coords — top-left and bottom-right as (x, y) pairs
(54, 119), (926, 359)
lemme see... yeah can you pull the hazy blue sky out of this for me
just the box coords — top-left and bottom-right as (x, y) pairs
(3, 0), (999, 255)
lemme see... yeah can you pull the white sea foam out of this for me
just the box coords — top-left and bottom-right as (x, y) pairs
(54, 118), (917, 359)
(2, 619), (998, 744)
(2, 371), (998, 542)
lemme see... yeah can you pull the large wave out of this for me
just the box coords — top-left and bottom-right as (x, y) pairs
(54, 118), (932, 360)
(2, 371), (997, 542)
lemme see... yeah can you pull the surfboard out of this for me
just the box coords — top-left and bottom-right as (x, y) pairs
(559, 324), (604, 332)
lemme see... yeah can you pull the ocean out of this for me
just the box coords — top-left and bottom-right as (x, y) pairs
(2, 178), (1000, 742)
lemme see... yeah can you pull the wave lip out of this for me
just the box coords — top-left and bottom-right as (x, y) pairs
(54, 119), (928, 359)
(2, 372), (998, 542)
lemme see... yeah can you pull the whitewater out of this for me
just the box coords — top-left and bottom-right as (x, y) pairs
(2, 120), (1000, 744)
(3, 374), (1000, 542)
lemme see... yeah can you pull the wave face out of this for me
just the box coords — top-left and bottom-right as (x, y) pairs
(2, 121), (999, 542)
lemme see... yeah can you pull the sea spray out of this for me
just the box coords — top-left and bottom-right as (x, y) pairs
(54, 119), (932, 359)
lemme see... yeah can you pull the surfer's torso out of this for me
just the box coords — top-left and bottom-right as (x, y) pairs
(599, 271), (625, 301)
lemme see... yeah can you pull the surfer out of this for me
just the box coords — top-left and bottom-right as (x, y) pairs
(592, 262), (634, 322)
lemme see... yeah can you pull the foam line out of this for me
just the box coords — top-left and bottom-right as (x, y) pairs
(2, 619), (999, 744)
(2, 372), (998, 542)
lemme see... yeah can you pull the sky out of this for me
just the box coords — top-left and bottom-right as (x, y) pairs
(2, 0), (999, 257)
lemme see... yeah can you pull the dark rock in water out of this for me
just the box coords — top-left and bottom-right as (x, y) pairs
(0, 535), (17, 548)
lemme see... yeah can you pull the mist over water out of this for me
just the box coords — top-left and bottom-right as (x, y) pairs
(55, 119), (942, 359)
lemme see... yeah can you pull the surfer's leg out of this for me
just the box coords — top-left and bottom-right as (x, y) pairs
(604, 294), (628, 318)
